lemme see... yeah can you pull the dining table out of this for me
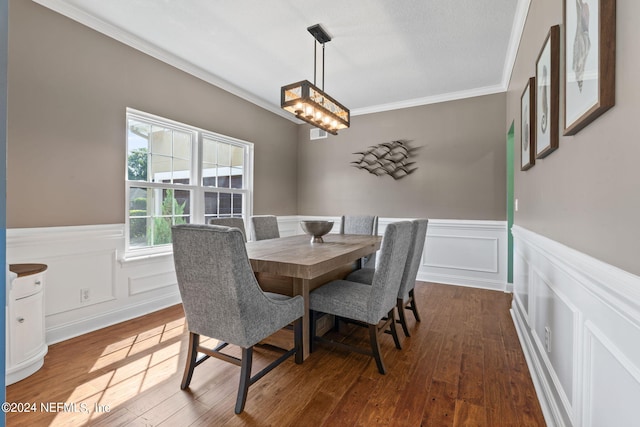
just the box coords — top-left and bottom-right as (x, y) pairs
(245, 233), (382, 360)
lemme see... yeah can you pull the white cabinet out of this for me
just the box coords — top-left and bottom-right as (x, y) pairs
(6, 264), (48, 385)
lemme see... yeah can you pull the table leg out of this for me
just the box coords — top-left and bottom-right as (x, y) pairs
(292, 277), (310, 360)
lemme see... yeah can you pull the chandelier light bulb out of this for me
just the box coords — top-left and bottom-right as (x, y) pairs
(305, 105), (314, 118)
(280, 25), (349, 135)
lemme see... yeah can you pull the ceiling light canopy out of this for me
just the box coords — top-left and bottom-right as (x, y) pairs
(281, 24), (350, 135)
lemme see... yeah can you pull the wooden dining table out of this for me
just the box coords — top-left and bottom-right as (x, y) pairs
(245, 233), (382, 359)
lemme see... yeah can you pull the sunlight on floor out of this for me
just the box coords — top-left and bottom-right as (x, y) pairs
(51, 318), (187, 424)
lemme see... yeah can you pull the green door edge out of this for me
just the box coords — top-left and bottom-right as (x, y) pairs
(506, 121), (515, 284)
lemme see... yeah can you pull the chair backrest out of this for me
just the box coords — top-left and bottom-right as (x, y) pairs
(172, 224), (280, 348)
(340, 215), (378, 236)
(366, 221), (413, 323)
(341, 215), (379, 267)
(250, 215), (280, 241)
(209, 217), (247, 242)
(397, 219), (429, 300)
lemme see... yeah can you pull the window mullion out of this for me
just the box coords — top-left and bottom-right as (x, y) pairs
(191, 130), (203, 223)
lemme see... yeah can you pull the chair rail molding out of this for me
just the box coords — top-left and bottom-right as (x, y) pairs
(511, 225), (640, 427)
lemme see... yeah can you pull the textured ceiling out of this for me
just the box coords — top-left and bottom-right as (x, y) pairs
(33, 0), (529, 120)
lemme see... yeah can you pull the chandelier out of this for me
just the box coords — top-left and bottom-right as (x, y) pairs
(281, 24), (350, 135)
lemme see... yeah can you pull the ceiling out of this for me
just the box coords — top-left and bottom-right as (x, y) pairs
(33, 0), (529, 122)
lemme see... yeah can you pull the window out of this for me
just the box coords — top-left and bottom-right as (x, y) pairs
(126, 109), (253, 256)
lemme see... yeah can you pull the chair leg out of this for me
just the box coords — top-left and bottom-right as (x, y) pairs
(396, 298), (411, 337)
(333, 314), (341, 332)
(310, 310), (317, 353)
(181, 332), (199, 389)
(408, 289), (421, 322)
(387, 309), (402, 350)
(368, 324), (386, 374)
(293, 318), (303, 364)
(235, 347), (253, 414)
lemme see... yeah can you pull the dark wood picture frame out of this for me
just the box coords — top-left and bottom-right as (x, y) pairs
(535, 25), (560, 159)
(563, 0), (616, 135)
(521, 77), (536, 171)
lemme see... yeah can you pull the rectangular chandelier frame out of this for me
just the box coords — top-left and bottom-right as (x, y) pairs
(281, 80), (350, 135)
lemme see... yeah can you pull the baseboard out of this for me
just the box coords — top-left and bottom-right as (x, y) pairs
(418, 271), (508, 292)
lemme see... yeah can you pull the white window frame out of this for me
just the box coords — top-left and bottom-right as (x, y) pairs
(124, 108), (254, 259)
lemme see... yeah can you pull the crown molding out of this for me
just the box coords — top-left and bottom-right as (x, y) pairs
(502, 0), (532, 89)
(350, 84), (506, 116)
(33, 0), (528, 121)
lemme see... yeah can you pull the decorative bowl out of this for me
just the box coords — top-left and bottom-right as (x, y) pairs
(300, 220), (334, 243)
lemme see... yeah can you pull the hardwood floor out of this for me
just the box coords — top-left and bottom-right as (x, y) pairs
(6, 282), (546, 426)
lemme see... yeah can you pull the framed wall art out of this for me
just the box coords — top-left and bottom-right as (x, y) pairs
(535, 25), (560, 159)
(521, 77), (536, 170)
(563, 0), (616, 135)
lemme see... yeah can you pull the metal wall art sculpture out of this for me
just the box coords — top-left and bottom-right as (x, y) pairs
(351, 140), (417, 180)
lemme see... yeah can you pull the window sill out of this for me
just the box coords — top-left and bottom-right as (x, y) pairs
(118, 250), (174, 266)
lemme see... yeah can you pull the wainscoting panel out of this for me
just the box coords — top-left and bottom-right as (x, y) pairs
(583, 322), (640, 427)
(7, 225), (181, 344)
(512, 225), (640, 427)
(418, 219), (507, 291)
(425, 235), (498, 273)
(530, 270), (578, 411)
(513, 247), (531, 320)
(128, 270), (178, 296)
(44, 249), (117, 315)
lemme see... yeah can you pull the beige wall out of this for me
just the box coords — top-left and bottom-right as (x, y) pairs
(297, 93), (507, 220)
(7, 0), (298, 228)
(508, 0), (640, 275)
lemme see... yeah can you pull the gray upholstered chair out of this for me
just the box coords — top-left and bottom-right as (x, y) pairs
(339, 214), (378, 235)
(171, 224), (303, 414)
(249, 215), (280, 241)
(309, 221), (413, 374)
(209, 217), (247, 242)
(340, 214), (379, 267)
(346, 219), (428, 337)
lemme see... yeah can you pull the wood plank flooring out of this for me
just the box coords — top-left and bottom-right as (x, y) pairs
(6, 282), (546, 426)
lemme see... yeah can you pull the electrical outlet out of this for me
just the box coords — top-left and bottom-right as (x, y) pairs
(80, 288), (90, 303)
(544, 326), (551, 352)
